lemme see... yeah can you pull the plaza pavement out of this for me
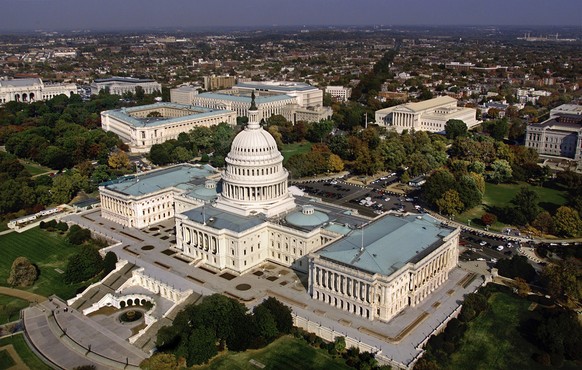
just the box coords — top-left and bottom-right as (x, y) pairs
(53, 208), (484, 368)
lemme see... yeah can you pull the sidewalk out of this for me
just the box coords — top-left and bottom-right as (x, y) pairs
(0, 287), (47, 303)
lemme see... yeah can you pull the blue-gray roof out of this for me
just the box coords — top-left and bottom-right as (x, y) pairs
(102, 102), (234, 128)
(104, 164), (216, 197)
(236, 82), (316, 92)
(197, 92), (294, 104)
(182, 206), (266, 233)
(95, 77), (156, 83)
(318, 214), (454, 276)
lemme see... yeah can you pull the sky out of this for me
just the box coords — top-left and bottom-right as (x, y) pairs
(0, 0), (580, 31)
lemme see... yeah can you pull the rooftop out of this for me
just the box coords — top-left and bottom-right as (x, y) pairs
(103, 164), (217, 198)
(235, 81), (317, 92)
(0, 78), (43, 87)
(376, 96), (458, 114)
(102, 102), (234, 128)
(94, 77), (157, 84)
(197, 92), (295, 104)
(318, 214), (454, 276)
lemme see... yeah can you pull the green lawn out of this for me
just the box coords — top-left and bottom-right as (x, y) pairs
(0, 228), (85, 299)
(0, 333), (53, 370)
(198, 336), (352, 370)
(280, 142), (312, 163)
(19, 160), (53, 176)
(0, 295), (29, 324)
(458, 181), (569, 231)
(450, 292), (578, 370)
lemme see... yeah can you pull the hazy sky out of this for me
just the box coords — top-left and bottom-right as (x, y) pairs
(0, 0), (580, 31)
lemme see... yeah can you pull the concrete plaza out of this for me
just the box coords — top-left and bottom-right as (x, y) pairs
(19, 207), (482, 369)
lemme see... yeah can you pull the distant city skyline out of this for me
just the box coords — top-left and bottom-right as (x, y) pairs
(0, 0), (581, 32)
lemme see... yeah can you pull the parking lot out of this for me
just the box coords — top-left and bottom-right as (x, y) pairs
(295, 177), (419, 218)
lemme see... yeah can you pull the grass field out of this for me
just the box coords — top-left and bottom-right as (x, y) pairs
(0, 333), (53, 370)
(198, 336), (351, 370)
(458, 181), (569, 231)
(19, 160), (53, 176)
(449, 292), (578, 370)
(0, 228), (85, 299)
(0, 295), (29, 324)
(280, 142), (312, 163)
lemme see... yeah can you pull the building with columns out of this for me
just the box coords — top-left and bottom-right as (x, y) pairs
(98, 94), (460, 322)
(325, 85), (352, 102)
(525, 109), (582, 160)
(0, 78), (77, 104)
(309, 214), (459, 321)
(101, 102), (237, 152)
(374, 96), (479, 134)
(233, 81), (323, 109)
(99, 164), (219, 229)
(90, 77), (161, 96)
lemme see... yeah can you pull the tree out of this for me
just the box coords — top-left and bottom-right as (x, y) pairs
(257, 297), (293, 334)
(328, 154), (344, 172)
(64, 246), (104, 283)
(253, 305), (278, 342)
(445, 119), (468, 139)
(543, 257), (582, 301)
(490, 159), (512, 184)
(531, 211), (554, 234)
(102, 251), (118, 276)
(511, 187), (540, 224)
(66, 225), (92, 245)
(107, 151), (130, 169)
(553, 206), (582, 237)
(182, 326), (217, 366)
(140, 353), (184, 370)
(481, 213), (497, 226)
(489, 118), (509, 140)
(496, 255), (537, 282)
(7, 257), (38, 287)
(436, 189), (464, 216)
(423, 169), (456, 206)
(514, 277), (531, 297)
(149, 143), (172, 165)
(333, 336), (347, 353)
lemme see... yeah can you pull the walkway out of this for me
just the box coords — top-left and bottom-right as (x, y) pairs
(22, 297), (148, 370)
(0, 287), (47, 303)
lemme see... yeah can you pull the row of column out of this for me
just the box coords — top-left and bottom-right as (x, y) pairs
(314, 266), (371, 304)
(222, 182), (285, 202)
(394, 112), (415, 128)
(182, 226), (218, 255)
(315, 291), (370, 319)
(411, 248), (451, 290)
(101, 195), (132, 217)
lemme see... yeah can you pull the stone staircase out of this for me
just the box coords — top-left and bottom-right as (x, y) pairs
(71, 263), (138, 311)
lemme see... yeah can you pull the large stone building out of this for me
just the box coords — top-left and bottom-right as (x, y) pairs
(525, 104), (582, 160)
(90, 77), (161, 96)
(203, 75), (236, 91)
(99, 95), (460, 322)
(374, 96), (479, 134)
(234, 81), (324, 108)
(0, 78), (77, 104)
(309, 215), (459, 321)
(190, 90), (331, 124)
(170, 85), (201, 105)
(100, 102), (237, 152)
(325, 85), (352, 102)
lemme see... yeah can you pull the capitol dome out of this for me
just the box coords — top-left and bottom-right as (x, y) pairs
(214, 92), (296, 217)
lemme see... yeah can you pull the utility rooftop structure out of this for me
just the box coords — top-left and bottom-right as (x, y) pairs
(91, 77), (161, 96)
(374, 96), (479, 134)
(100, 102), (236, 152)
